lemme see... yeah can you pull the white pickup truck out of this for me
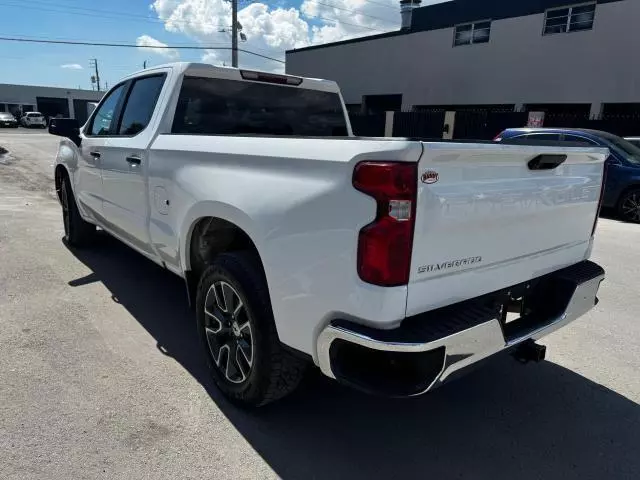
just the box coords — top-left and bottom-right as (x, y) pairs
(50, 62), (607, 406)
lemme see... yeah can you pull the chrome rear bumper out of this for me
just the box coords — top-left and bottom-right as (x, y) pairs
(317, 261), (604, 396)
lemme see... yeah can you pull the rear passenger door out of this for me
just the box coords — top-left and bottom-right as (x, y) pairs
(99, 73), (167, 255)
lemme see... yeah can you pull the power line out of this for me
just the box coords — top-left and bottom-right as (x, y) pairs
(308, 0), (399, 26)
(306, 13), (394, 32)
(0, 0), (231, 30)
(0, 0), (286, 60)
(1, 0), (400, 30)
(360, 0), (401, 11)
(0, 36), (286, 64)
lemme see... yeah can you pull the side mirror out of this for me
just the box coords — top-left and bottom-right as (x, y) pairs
(49, 118), (81, 146)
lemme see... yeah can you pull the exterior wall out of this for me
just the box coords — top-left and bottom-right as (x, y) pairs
(0, 84), (102, 119)
(286, 0), (639, 109)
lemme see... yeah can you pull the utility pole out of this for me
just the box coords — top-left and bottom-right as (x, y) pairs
(143, 60), (147, 69)
(231, 0), (238, 67)
(89, 59), (101, 91)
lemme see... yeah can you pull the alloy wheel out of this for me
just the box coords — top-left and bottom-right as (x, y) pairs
(203, 281), (254, 384)
(621, 192), (640, 222)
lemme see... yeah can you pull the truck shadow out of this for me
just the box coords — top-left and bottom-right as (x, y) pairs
(67, 235), (639, 480)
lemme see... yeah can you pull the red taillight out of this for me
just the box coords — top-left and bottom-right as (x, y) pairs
(353, 162), (417, 286)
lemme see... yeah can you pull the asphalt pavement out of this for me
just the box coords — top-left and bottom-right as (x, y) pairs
(0, 130), (638, 480)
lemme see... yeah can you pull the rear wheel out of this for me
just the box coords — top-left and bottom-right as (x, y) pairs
(618, 188), (640, 223)
(60, 176), (96, 247)
(196, 252), (307, 407)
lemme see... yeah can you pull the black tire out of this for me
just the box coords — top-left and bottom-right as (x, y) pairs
(617, 188), (640, 223)
(60, 175), (96, 247)
(196, 252), (307, 407)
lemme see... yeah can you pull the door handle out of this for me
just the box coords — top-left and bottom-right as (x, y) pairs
(89, 151), (101, 159)
(126, 155), (142, 166)
(528, 154), (567, 171)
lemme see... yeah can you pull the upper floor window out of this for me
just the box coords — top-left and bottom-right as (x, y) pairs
(453, 21), (491, 47)
(544, 3), (596, 35)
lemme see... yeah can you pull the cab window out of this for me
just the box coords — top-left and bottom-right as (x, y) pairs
(88, 84), (126, 136)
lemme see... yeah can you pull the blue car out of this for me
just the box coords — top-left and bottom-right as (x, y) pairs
(496, 128), (640, 223)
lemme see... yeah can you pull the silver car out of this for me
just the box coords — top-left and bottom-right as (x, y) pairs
(0, 112), (18, 128)
(20, 112), (47, 128)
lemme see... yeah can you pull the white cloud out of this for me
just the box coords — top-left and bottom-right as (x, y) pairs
(149, 0), (448, 71)
(150, 0), (410, 71)
(60, 64), (83, 70)
(136, 34), (180, 60)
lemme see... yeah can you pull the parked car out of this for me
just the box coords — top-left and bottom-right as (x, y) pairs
(49, 63), (607, 406)
(0, 112), (18, 128)
(496, 128), (640, 223)
(625, 137), (640, 148)
(20, 112), (47, 128)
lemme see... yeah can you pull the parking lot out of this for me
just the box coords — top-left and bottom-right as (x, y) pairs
(0, 129), (638, 479)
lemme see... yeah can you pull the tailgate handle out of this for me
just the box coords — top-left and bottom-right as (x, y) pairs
(528, 154), (567, 170)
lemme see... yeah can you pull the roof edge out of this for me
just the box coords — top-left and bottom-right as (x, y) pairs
(286, 30), (405, 54)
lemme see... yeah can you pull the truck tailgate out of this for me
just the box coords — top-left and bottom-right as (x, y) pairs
(406, 143), (608, 317)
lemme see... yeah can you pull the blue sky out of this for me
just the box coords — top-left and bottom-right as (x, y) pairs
(0, 0), (443, 89)
(0, 0), (202, 88)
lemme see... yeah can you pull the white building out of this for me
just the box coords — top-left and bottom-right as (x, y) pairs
(286, 0), (639, 117)
(0, 84), (103, 124)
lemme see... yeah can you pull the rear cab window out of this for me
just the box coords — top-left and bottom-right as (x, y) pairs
(172, 76), (348, 136)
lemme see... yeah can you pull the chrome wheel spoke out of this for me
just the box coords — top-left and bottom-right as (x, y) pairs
(221, 282), (235, 313)
(212, 283), (224, 312)
(237, 340), (252, 368)
(224, 343), (234, 380)
(204, 309), (223, 333)
(234, 345), (248, 381)
(223, 340), (244, 382)
(204, 285), (224, 333)
(213, 342), (230, 368)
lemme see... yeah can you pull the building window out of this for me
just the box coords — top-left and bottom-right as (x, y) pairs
(453, 21), (491, 46)
(544, 3), (596, 35)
